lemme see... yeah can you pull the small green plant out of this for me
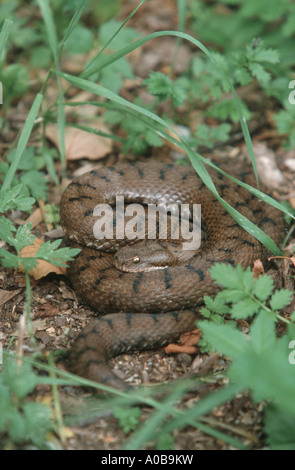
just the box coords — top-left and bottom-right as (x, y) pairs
(188, 0), (295, 149)
(0, 355), (53, 448)
(113, 406), (142, 434)
(105, 98), (164, 154)
(198, 263), (295, 449)
(144, 71), (187, 108)
(0, 216), (79, 272)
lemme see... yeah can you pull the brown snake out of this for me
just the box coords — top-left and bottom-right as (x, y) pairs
(60, 160), (284, 389)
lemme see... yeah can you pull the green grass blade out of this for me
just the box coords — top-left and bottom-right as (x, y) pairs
(0, 93), (43, 194)
(59, 0), (92, 53)
(0, 19), (13, 60)
(82, 0), (146, 76)
(37, 0), (58, 64)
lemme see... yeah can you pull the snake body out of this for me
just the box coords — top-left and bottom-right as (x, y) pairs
(60, 160), (283, 389)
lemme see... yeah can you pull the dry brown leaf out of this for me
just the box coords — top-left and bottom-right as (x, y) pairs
(252, 259), (265, 278)
(0, 288), (22, 306)
(19, 236), (67, 279)
(46, 122), (112, 160)
(25, 207), (44, 229)
(164, 329), (201, 354)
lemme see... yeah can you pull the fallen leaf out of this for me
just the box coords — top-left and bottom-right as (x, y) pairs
(46, 122), (112, 160)
(25, 207), (44, 228)
(164, 329), (201, 354)
(253, 259), (265, 278)
(0, 288), (22, 306)
(20, 236), (67, 279)
(35, 330), (55, 345)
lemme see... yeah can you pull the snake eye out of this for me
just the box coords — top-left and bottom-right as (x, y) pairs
(132, 256), (140, 264)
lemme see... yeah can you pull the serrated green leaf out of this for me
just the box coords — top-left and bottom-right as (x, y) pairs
(145, 71), (172, 100)
(250, 310), (276, 355)
(252, 47), (280, 64)
(270, 289), (293, 311)
(217, 288), (248, 304)
(230, 298), (259, 319)
(3, 357), (38, 399)
(19, 256), (38, 271)
(209, 264), (253, 290)
(198, 321), (250, 357)
(145, 129), (164, 147)
(113, 406), (141, 434)
(265, 406), (295, 450)
(0, 216), (16, 246)
(23, 402), (52, 446)
(203, 294), (229, 314)
(249, 62), (271, 84)
(14, 223), (35, 253)
(200, 306), (212, 318)
(0, 184), (35, 212)
(35, 241), (80, 267)
(9, 409), (26, 442)
(253, 274), (274, 302)
(0, 249), (20, 268)
(171, 85), (186, 107)
(20, 170), (48, 200)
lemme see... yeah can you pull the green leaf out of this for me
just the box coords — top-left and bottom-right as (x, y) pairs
(230, 298), (259, 319)
(248, 62), (271, 84)
(198, 321), (250, 357)
(2, 356), (38, 399)
(265, 406), (295, 450)
(35, 240), (80, 267)
(209, 264), (253, 291)
(113, 406), (141, 434)
(251, 47), (280, 64)
(252, 274), (274, 302)
(14, 223), (35, 253)
(0, 216), (16, 246)
(145, 129), (164, 147)
(22, 402), (52, 447)
(9, 409), (26, 442)
(63, 24), (94, 54)
(0, 185), (35, 212)
(145, 71), (172, 101)
(98, 19), (139, 51)
(250, 310), (276, 356)
(20, 170), (48, 200)
(0, 249), (20, 269)
(270, 289), (293, 311)
(202, 294), (229, 315)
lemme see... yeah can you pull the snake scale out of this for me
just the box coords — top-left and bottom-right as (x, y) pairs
(60, 160), (284, 389)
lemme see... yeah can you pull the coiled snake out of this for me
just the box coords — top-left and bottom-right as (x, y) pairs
(60, 160), (283, 389)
